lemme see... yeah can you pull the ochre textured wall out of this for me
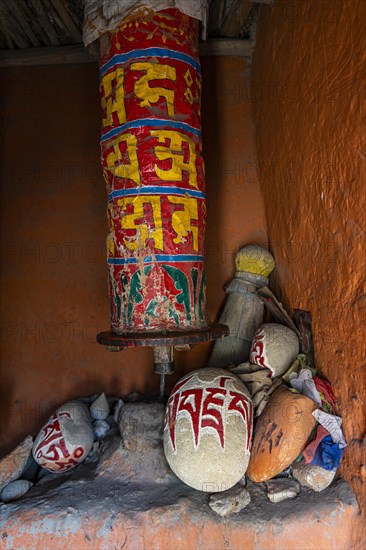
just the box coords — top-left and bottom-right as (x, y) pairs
(0, 57), (267, 455)
(252, 0), (366, 542)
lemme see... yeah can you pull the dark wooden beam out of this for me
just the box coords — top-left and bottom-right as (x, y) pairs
(0, 40), (254, 68)
(199, 39), (254, 57)
(0, 44), (91, 67)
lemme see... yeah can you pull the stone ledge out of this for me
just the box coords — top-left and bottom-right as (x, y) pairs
(0, 443), (359, 550)
(0, 403), (360, 549)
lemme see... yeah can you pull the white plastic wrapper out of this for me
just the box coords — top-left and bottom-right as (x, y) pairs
(83, 0), (210, 46)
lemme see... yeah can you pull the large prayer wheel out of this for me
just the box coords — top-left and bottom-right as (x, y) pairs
(99, 7), (208, 333)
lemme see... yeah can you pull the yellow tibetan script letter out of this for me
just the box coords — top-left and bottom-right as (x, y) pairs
(105, 133), (140, 185)
(131, 62), (176, 117)
(100, 68), (126, 127)
(118, 195), (163, 251)
(168, 196), (199, 251)
(152, 130), (198, 189)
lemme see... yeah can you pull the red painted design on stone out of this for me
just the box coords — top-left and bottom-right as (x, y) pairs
(201, 388), (226, 448)
(250, 330), (270, 373)
(165, 374), (252, 452)
(179, 389), (204, 447)
(228, 391), (253, 451)
(33, 412), (85, 471)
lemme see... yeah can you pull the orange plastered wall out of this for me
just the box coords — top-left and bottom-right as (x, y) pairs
(0, 58), (267, 454)
(252, 0), (366, 534)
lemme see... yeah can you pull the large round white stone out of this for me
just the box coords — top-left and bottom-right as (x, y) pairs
(33, 400), (93, 472)
(163, 368), (253, 492)
(250, 323), (300, 377)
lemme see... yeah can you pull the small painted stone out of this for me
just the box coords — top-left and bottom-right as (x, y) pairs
(292, 461), (336, 492)
(163, 368), (253, 492)
(0, 479), (33, 503)
(250, 323), (300, 377)
(32, 400), (94, 473)
(247, 385), (317, 482)
(89, 392), (110, 420)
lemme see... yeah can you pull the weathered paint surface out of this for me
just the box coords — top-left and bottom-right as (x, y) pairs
(0, 486), (360, 550)
(0, 416), (360, 550)
(100, 9), (208, 332)
(0, 56), (267, 457)
(252, 0), (366, 543)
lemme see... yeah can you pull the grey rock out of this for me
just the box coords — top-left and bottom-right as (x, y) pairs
(265, 477), (300, 503)
(93, 420), (110, 440)
(85, 441), (100, 464)
(20, 452), (40, 482)
(90, 393), (110, 420)
(209, 484), (251, 517)
(99, 402), (175, 484)
(125, 391), (144, 403)
(292, 462), (336, 492)
(118, 401), (165, 451)
(106, 414), (117, 428)
(112, 399), (124, 423)
(1, 479), (33, 503)
(0, 436), (33, 492)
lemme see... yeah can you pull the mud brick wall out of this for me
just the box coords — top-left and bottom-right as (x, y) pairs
(251, 0), (366, 542)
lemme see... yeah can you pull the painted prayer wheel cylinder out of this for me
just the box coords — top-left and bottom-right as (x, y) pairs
(99, 8), (208, 333)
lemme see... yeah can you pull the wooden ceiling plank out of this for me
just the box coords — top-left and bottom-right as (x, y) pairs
(27, 0), (60, 46)
(0, 2), (30, 48)
(19, 0), (51, 46)
(3, 26), (28, 49)
(221, 0), (253, 37)
(4, 0), (41, 48)
(42, 0), (69, 43)
(50, 0), (82, 43)
(66, 0), (83, 28)
(207, 0), (225, 36)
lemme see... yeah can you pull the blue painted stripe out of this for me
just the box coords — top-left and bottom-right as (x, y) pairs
(108, 186), (205, 201)
(108, 255), (204, 265)
(100, 48), (201, 78)
(101, 118), (201, 142)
